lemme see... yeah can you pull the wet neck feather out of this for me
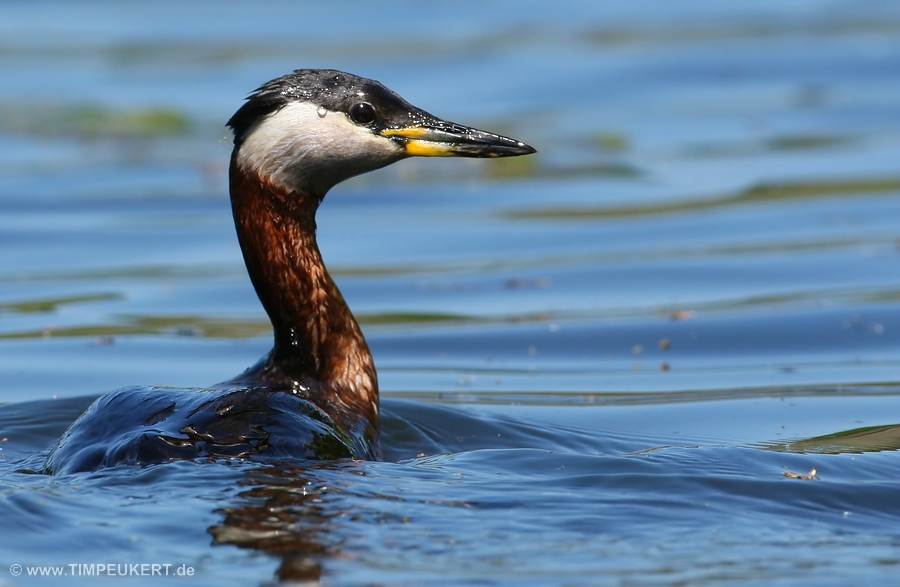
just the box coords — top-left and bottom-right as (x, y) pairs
(227, 157), (378, 439)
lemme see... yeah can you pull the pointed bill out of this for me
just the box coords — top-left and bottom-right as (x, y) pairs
(381, 118), (536, 158)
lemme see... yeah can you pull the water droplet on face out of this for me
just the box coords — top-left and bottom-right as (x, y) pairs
(317, 106), (327, 118)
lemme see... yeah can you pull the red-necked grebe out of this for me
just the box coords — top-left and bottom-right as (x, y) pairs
(45, 69), (535, 474)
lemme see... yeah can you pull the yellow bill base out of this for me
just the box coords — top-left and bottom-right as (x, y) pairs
(381, 128), (433, 140)
(403, 141), (455, 157)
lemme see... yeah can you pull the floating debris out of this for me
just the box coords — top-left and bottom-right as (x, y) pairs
(783, 467), (818, 480)
(669, 310), (696, 321)
(503, 277), (550, 290)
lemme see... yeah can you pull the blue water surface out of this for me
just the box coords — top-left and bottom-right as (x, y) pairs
(2, 1), (900, 585)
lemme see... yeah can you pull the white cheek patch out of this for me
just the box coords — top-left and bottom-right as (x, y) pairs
(235, 101), (404, 194)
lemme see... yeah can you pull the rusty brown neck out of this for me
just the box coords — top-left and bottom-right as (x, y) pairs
(225, 156), (378, 447)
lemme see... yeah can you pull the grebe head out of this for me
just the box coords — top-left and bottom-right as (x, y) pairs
(227, 69), (536, 197)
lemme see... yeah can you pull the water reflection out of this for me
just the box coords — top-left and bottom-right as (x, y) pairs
(209, 464), (345, 583)
(765, 423), (900, 455)
(505, 178), (900, 220)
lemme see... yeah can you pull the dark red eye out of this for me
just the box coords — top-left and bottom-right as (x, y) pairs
(348, 102), (376, 124)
